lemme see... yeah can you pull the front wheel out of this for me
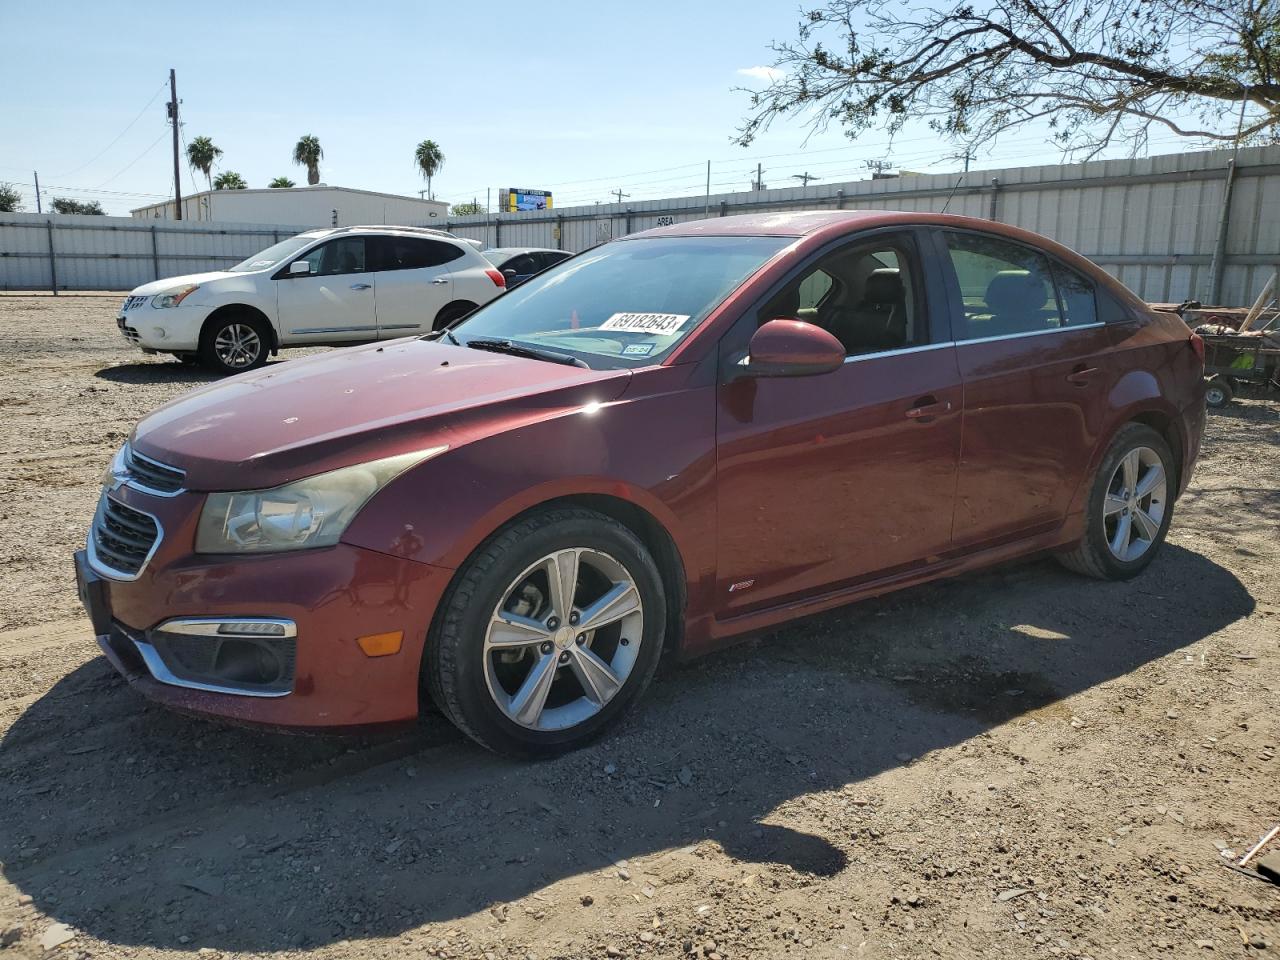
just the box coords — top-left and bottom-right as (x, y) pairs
(425, 508), (666, 758)
(199, 313), (270, 375)
(1057, 422), (1175, 580)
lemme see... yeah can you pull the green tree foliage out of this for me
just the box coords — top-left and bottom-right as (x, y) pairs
(268, 176), (295, 188)
(451, 201), (483, 215)
(213, 171), (247, 190)
(414, 140), (445, 199)
(186, 136), (224, 192)
(50, 198), (105, 215)
(0, 183), (22, 212)
(293, 135), (324, 185)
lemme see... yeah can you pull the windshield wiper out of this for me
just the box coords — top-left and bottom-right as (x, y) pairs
(421, 328), (461, 345)
(464, 338), (589, 368)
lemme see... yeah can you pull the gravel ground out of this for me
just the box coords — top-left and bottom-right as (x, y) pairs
(0, 295), (1277, 960)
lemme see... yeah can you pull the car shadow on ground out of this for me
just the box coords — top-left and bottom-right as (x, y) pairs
(0, 545), (1254, 952)
(93, 360), (290, 386)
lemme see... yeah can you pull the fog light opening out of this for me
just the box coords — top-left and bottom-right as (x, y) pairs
(213, 638), (284, 685)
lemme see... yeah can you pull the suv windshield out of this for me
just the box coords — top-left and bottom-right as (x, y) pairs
(450, 236), (789, 368)
(229, 234), (325, 272)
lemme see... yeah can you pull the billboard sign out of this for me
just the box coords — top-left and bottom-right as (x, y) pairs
(502, 188), (553, 212)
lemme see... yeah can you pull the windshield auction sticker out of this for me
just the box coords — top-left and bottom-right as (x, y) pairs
(599, 313), (690, 336)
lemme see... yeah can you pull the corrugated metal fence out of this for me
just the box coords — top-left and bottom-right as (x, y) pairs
(443, 145), (1280, 308)
(0, 214), (311, 292)
(1, 145), (1277, 306)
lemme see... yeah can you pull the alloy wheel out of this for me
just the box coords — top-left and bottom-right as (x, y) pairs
(483, 548), (643, 732)
(1103, 446), (1167, 562)
(213, 323), (262, 369)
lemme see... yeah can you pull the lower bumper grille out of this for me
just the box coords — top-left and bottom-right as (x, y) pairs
(134, 619), (297, 697)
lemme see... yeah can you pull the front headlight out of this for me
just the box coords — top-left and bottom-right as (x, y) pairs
(151, 284), (199, 309)
(195, 448), (446, 554)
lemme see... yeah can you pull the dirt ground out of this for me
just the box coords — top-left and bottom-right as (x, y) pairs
(0, 295), (1276, 960)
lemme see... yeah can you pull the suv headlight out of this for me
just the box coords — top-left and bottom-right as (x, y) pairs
(151, 284), (200, 309)
(195, 448), (445, 554)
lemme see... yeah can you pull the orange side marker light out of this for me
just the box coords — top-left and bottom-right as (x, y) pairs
(357, 631), (403, 657)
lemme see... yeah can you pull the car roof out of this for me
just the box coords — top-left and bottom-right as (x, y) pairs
(629, 210), (1032, 240)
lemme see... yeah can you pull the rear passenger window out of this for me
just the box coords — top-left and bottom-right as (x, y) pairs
(944, 233), (1064, 339)
(1052, 263), (1098, 326)
(371, 237), (464, 271)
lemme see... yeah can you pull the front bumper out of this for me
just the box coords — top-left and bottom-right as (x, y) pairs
(76, 491), (455, 730)
(116, 303), (206, 352)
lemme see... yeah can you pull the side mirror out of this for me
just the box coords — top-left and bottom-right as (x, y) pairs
(502, 268), (518, 279)
(744, 318), (845, 377)
(288, 260), (312, 276)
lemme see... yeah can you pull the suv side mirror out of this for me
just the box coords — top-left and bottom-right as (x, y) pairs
(744, 318), (845, 377)
(502, 268), (518, 279)
(288, 260), (312, 276)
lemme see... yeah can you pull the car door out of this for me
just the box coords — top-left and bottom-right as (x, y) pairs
(276, 236), (377, 344)
(714, 229), (963, 616)
(369, 236), (464, 337)
(934, 228), (1116, 548)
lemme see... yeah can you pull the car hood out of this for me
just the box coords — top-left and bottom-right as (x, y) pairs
(130, 271), (241, 295)
(131, 339), (632, 491)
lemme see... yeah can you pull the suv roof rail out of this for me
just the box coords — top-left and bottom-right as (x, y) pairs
(335, 224), (459, 240)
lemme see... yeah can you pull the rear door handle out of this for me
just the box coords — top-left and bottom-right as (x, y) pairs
(350, 282), (372, 290)
(906, 396), (952, 420)
(1066, 364), (1098, 386)
(431, 278), (451, 285)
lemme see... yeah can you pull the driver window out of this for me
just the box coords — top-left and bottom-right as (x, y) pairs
(758, 234), (921, 356)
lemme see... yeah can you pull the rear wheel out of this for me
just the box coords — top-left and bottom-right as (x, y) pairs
(199, 313), (270, 375)
(1057, 423), (1174, 580)
(1204, 375), (1233, 408)
(433, 301), (478, 331)
(425, 507), (665, 758)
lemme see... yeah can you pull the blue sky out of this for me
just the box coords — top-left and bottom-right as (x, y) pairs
(2, 0), (1199, 216)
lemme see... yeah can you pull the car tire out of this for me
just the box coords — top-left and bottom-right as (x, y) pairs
(425, 507), (666, 758)
(433, 301), (478, 331)
(199, 313), (270, 375)
(1057, 422), (1175, 581)
(1204, 375), (1233, 408)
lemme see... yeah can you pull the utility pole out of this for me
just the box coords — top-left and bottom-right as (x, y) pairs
(752, 162), (765, 191)
(704, 159), (711, 217)
(865, 159), (893, 178)
(611, 188), (630, 204)
(791, 172), (820, 186)
(167, 68), (182, 220)
(33, 170), (41, 213)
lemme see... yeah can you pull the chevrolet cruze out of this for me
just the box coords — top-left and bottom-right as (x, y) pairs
(76, 211), (1206, 757)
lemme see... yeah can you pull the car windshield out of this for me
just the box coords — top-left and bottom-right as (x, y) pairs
(450, 236), (790, 369)
(228, 235), (323, 272)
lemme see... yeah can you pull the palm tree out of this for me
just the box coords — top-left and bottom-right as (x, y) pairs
(414, 140), (445, 199)
(293, 135), (323, 185)
(213, 171), (247, 190)
(268, 176), (295, 188)
(186, 136), (223, 193)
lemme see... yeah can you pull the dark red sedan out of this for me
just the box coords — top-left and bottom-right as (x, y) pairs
(75, 211), (1206, 756)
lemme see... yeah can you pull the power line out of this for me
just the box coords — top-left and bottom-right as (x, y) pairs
(94, 129), (170, 188)
(51, 80), (169, 179)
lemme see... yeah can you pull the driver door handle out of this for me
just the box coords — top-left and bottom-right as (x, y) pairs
(349, 282), (372, 290)
(431, 278), (451, 285)
(1066, 364), (1098, 386)
(906, 396), (951, 420)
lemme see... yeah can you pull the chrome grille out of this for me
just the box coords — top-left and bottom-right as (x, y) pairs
(91, 496), (160, 578)
(125, 446), (185, 494)
(122, 295), (150, 311)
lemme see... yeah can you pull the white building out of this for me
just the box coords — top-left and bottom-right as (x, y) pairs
(131, 184), (448, 227)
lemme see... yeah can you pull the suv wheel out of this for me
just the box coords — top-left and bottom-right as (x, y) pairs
(425, 507), (666, 758)
(1057, 422), (1174, 580)
(433, 301), (478, 331)
(200, 313), (270, 375)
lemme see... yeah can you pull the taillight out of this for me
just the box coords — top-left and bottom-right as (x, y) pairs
(485, 268), (506, 288)
(1189, 332), (1205, 363)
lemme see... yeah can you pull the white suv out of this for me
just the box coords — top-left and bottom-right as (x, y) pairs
(115, 226), (506, 374)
